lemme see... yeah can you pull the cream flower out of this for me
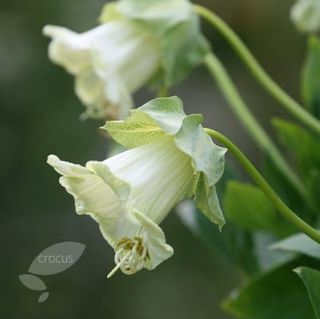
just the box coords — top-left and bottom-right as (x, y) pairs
(47, 97), (227, 276)
(291, 0), (320, 33)
(43, 21), (160, 119)
(43, 0), (209, 120)
(48, 137), (193, 276)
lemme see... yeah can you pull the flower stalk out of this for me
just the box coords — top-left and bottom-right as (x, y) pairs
(204, 52), (309, 204)
(157, 85), (169, 98)
(195, 4), (320, 135)
(205, 128), (320, 244)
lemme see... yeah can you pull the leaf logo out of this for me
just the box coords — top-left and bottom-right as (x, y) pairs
(19, 242), (86, 303)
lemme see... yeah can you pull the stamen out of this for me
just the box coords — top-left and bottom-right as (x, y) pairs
(107, 251), (131, 278)
(108, 237), (149, 277)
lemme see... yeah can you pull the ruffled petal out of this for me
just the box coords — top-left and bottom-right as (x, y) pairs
(47, 155), (125, 247)
(43, 25), (91, 74)
(133, 210), (173, 270)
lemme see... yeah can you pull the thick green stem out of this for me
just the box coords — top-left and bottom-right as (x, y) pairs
(205, 128), (320, 244)
(195, 4), (320, 135)
(205, 52), (308, 202)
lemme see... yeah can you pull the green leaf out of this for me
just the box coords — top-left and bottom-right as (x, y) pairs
(263, 152), (314, 223)
(308, 170), (320, 208)
(224, 181), (293, 236)
(199, 212), (260, 273)
(271, 232), (320, 260)
(302, 35), (320, 118)
(223, 261), (315, 319)
(273, 118), (320, 176)
(272, 119), (320, 212)
(295, 267), (320, 319)
(177, 198), (259, 275)
(253, 232), (294, 272)
(178, 165), (260, 274)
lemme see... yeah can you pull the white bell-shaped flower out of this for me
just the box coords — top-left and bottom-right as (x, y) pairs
(43, 0), (209, 120)
(47, 96), (227, 276)
(43, 21), (160, 119)
(48, 137), (193, 276)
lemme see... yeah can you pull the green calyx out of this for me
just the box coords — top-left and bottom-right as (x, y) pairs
(102, 96), (227, 229)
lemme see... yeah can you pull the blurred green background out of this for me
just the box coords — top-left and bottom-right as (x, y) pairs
(0, 0), (306, 318)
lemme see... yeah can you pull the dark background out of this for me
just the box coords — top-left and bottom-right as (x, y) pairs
(0, 0), (305, 318)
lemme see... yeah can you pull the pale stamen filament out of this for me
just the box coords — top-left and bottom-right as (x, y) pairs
(107, 237), (148, 278)
(107, 250), (131, 278)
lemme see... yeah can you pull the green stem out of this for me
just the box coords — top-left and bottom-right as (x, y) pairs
(195, 4), (320, 135)
(205, 52), (308, 202)
(205, 128), (320, 244)
(157, 85), (169, 98)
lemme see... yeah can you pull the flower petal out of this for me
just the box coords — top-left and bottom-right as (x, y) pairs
(90, 21), (160, 93)
(44, 22), (159, 120)
(103, 96), (227, 228)
(100, 0), (210, 86)
(133, 210), (173, 270)
(75, 69), (106, 110)
(103, 137), (194, 223)
(43, 25), (91, 74)
(291, 0), (320, 33)
(47, 155), (125, 247)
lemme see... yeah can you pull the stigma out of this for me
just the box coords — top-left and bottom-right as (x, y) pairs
(107, 237), (149, 278)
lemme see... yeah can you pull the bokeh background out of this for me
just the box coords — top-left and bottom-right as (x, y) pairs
(0, 0), (306, 318)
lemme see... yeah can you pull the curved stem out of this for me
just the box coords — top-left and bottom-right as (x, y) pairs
(195, 4), (320, 135)
(205, 128), (320, 244)
(205, 52), (308, 202)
